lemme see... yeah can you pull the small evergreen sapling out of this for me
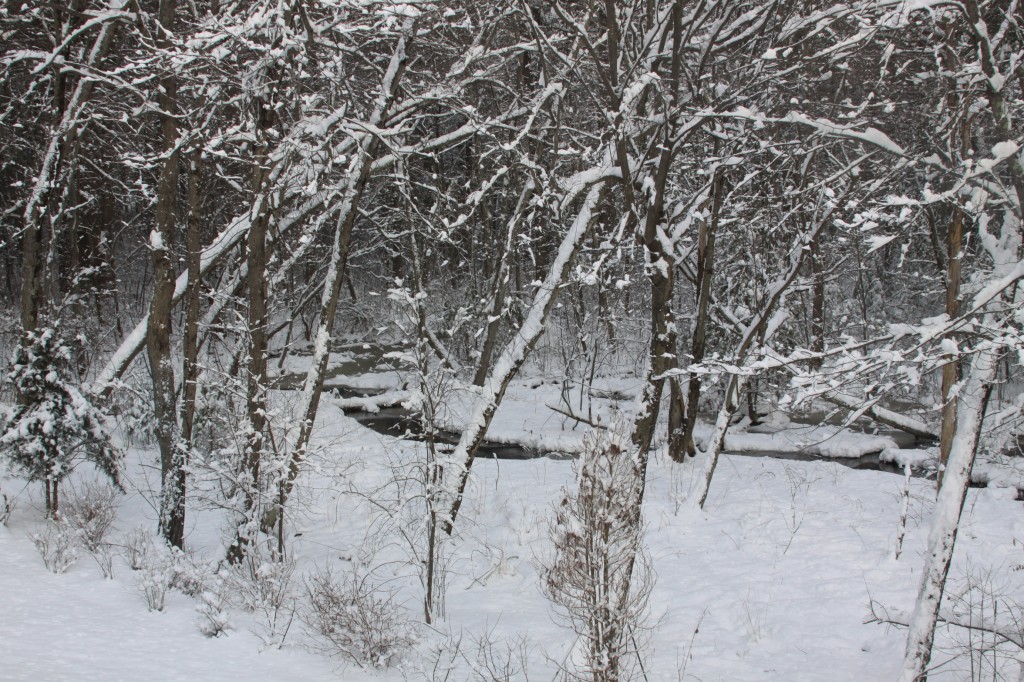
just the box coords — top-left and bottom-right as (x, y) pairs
(0, 328), (120, 517)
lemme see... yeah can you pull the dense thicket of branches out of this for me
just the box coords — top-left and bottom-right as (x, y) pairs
(2, 0), (1023, 677)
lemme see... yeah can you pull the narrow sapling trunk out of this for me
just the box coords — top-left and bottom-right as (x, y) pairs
(472, 183), (534, 387)
(692, 211), (829, 509)
(230, 106), (273, 563)
(181, 149), (203, 446)
(681, 173), (724, 460)
(441, 174), (611, 534)
(937, 206), (963, 491)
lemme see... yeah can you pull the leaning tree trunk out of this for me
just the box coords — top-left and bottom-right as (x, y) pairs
(692, 211), (829, 509)
(270, 28), (412, 532)
(898, 345), (996, 682)
(441, 172), (611, 534)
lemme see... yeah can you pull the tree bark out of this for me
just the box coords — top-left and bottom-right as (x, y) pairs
(180, 149), (203, 448)
(148, 0), (185, 549)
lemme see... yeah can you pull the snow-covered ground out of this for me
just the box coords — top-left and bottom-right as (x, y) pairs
(3, 368), (1024, 681)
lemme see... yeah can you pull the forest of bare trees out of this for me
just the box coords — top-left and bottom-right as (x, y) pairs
(2, 0), (1024, 679)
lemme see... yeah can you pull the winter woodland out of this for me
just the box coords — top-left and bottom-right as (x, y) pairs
(2, 0), (1024, 680)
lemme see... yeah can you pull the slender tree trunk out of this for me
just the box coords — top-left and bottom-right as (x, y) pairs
(809, 239), (825, 370)
(899, 346), (996, 682)
(935, 19), (969, 490)
(180, 149), (203, 447)
(148, 0), (184, 548)
(409, 226), (442, 624)
(681, 173), (724, 459)
(937, 209), (963, 490)
(229, 110), (273, 563)
(473, 182), (534, 386)
(692, 214), (829, 508)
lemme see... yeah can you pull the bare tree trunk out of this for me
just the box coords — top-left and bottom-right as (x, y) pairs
(681, 173), (724, 459)
(629, 262), (675, 466)
(937, 209), (963, 491)
(935, 17), (970, 490)
(809, 239), (826, 370)
(229, 109), (273, 563)
(148, 0), (184, 549)
(180, 149), (203, 448)
(899, 346), (996, 682)
(692, 214), (829, 508)
(667, 376), (685, 456)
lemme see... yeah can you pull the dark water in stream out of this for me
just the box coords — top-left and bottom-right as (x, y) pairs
(350, 407), (571, 460)
(344, 402), (960, 481)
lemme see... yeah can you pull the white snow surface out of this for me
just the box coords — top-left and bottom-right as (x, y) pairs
(4, 370), (1024, 681)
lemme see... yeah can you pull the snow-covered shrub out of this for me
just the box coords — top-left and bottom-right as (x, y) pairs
(122, 526), (154, 571)
(126, 529), (200, 608)
(0, 327), (120, 517)
(169, 547), (213, 598)
(139, 542), (174, 612)
(542, 428), (653, 682)
(197, 570), (233, 638)
(91, 543), (115, 580)
(65, 478), (120, 552)
(215, 543), (298, 646)
(303, 565), (413, 668)
(247, 558), (297, 645)
(408, 630), (533, 682)
(466, 630), (533, 682)
(32, 519), (79, 573)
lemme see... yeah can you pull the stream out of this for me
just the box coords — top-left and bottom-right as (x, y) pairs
(332, 388), (950, 480)
(349, 407), (566, 460)
(273, 345), (963, 481)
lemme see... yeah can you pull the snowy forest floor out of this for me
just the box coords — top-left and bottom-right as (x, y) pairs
(3, 358), (1024, 681)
